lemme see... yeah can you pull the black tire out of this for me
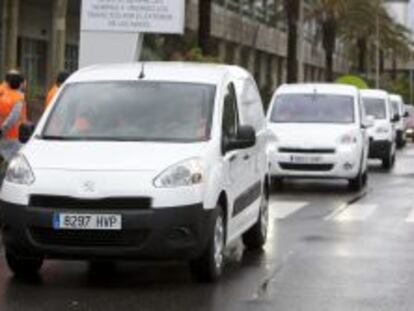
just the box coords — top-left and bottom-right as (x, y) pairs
(382, 151), (394, 170)
(6, 251), (43, 277)
(190, 207), (225, 283)
(271, 177), (284, 190)
(243, 187), (269, 251)
(362, 170), (368, 186)
(349, 170), (364, 191)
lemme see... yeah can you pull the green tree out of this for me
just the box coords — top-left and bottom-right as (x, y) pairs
(310, 0), (411, 81)
(341, 0), (411, 77)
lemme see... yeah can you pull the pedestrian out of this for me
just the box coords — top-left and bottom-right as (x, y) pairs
(0, 69), (22, 98)
(0, 71), (27, 162)
(45, 71), (70, 109)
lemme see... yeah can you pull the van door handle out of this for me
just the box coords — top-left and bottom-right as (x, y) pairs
(229, 154), (237, 162)
(243, 154), (250, 161)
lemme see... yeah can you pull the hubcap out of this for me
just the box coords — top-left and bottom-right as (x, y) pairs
(214, 215), (224, 271)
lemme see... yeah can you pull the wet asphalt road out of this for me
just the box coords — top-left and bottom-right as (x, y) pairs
(2, 146), (414, 310)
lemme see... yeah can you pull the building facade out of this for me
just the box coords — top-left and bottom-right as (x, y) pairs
(0, 0), (350, 118)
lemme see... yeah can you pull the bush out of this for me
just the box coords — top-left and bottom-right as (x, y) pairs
(335, 75), (368, 89)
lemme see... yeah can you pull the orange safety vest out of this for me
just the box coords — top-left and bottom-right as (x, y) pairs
(45, 84), (59, 109)
(0, 88), (27, 140)
(0, 82), (8, 99)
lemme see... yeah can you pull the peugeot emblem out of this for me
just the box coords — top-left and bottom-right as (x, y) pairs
(82, 181), (96, 193)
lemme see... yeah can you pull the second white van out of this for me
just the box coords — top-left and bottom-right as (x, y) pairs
(267, 84), (371, 191)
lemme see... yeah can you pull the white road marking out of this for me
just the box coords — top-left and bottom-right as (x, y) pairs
(404, 149), (414, 156)
(326, 204), (377, 222)
(404, 208), (414, 222)
(270, 201), (308, 219)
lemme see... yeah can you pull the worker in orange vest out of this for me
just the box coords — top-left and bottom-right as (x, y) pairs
(45, 71), (70, 109)
(0, 69), (23, 98)
(0, 71), (27, 161)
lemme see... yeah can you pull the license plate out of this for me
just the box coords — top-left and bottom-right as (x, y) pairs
(290, 155), (322, 164)
(53, 213), (122, 230)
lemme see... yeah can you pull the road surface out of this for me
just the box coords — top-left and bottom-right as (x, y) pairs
(1, 146), (414, 310)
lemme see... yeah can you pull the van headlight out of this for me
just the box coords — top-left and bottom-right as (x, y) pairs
(340, 134), (357, 144)
(154, 158), (203, 188)
(5, 154), (35, 185)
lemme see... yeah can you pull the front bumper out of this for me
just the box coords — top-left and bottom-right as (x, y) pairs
(269, 147), (361, 179)
(369, 140), (391, 159)
(1, 201), (215, 260)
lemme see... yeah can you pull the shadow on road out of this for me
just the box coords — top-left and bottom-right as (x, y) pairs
(270, 179), (351, 195)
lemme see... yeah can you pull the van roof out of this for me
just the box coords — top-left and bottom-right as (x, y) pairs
(360, 89), (389, 99)
(389, 94), (403, 102)
(276, 83), (359, 96)
(67, 62), (251, 85)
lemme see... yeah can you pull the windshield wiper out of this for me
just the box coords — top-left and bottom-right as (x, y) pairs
(38, 135), (204, 142)
(39, 135), (81, 141)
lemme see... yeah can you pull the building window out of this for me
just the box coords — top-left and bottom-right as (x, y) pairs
(17, 37), (47, 96)
(65, 44), (79, 73)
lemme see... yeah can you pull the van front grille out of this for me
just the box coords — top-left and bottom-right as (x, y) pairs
(279, 163), (334, 172)
(29, 195), (152, 210)
(279, 147), (336, 154)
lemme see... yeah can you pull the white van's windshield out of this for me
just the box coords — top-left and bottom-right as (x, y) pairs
(270, 94), (355, 124)
(42, 82), (216, 142)
(362, 98), (387, 120)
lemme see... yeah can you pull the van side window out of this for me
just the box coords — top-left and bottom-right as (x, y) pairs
(222, 83), (239, 140)
(240, 78), (265, 131)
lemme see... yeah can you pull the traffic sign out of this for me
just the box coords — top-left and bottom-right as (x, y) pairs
(81, 0), (185, 34)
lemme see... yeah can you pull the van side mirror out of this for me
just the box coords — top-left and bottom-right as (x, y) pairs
(223, 125), (256, 153)
(404, 111), (409, 118)
(363, 115), (375, 128)
(391, 114), (401, 123)
(19, 123), (35, 143)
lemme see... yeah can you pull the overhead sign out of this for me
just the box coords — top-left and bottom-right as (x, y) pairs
(81, 0), (185, 34)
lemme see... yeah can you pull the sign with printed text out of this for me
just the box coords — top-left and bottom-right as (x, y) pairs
(81, 0), (185, 34)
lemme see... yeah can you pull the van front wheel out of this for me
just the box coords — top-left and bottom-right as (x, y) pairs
(243, 188), (269, 251)
(382, 152), (395, 170)
(348, 170), (365, 192)
(190, 207), (225, 283)
(6, 251), (43, 277)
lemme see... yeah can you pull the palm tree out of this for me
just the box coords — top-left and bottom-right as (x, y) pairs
(310, 0), (411, 81)
(340, 0), (411, 78)
(310, 0), (348, 81)
(198, 0), (213, 55)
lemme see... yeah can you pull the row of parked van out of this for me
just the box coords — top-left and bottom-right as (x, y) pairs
(0, 62), (408, 282)
(267, 85), (408, 191)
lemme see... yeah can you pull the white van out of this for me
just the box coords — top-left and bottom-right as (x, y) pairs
(389, 94), (406, 148)
(267, 84), (371, 191)
(0, 62), (269, 282)
(361, 89), (397, 169)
